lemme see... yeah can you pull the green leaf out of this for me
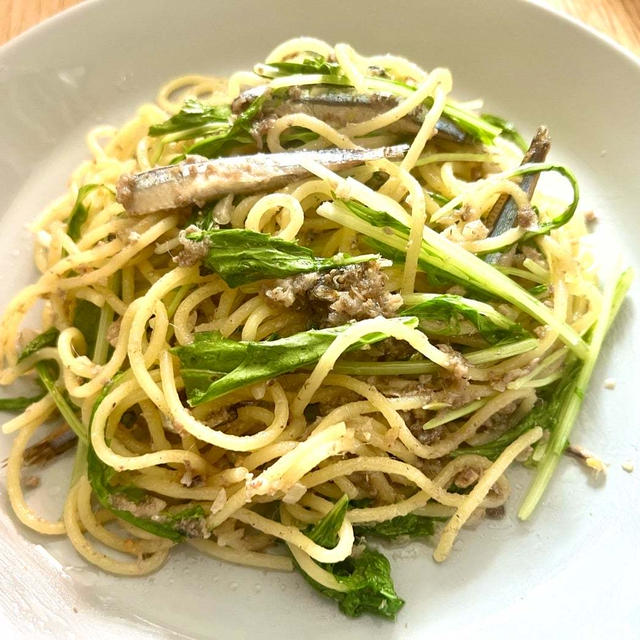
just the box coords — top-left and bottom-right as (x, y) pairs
(188, 228), (377, 287)
(187, 202), (219, 231)
(342, 200), (472, 291)
(73, 299), (101, 357)
(353, 513), (439, 539)
(439, 100), (501, 146)
(306, 495), (349, 548)
(148, 98), (231, 140)
(255, 54), (346, 80)
(401, 293), (531, 344)
(186, 93), (267, 158)
(13, 326), (87, 436)
(279, 127), (321, 147)
(172, 330), (249, 373)
(297, 548), (405, 620)
(18, 327), (60, 363)
(67, 184), (103, 241)
(481, 113), (528, 151)
(0, 391), (47, 412)
(297, 492), (404, 618)
(87, 377), (207, 542)
(172, 317), (418, 406)
(335, 337), (538, 376)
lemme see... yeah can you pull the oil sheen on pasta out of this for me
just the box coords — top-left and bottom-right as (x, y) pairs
(0, 37), (628, 620)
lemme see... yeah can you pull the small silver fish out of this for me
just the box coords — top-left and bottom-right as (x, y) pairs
(117, 144), (408, 214)
(484, 126), (551, 264)
(232, 85), (470, 144)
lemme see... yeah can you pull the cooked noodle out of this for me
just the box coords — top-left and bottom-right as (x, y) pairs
(1, 38), (620, 619)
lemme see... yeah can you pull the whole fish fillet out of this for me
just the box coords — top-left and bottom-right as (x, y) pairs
(117, 144), (408, 214)
(233, 85), (471, 144)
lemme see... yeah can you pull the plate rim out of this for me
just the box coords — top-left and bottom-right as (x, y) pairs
(0, 1), (639, 638)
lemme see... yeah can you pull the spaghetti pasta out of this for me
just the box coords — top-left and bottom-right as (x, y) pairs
(0, 38), (627, 621)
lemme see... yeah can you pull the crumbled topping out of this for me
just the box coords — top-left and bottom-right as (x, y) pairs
(174, 225), (211, 266)
(454, 468), (480, 488)
(109, 494), (167, 518)
(263, 260), (402, 327)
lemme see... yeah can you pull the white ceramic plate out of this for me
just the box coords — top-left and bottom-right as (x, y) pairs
(1, 1), (639, 638)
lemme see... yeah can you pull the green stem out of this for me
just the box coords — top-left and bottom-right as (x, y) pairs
(518, 267), (633, 520)
(334, 337), (538, 376)
(166, 284), (193, 319)
(320, 201), (589, 359)
(92, 273), (119, 365)
(70, 439), (88, 487)
(423, 398), (489, 431)
(68, 273), (120, 484)
(35, 363), (87, 444)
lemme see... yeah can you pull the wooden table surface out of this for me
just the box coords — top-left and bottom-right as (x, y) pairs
(1, 0), (640, 54)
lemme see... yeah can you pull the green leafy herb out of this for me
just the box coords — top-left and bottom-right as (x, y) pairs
(320, 199), (588, 359)
(14, 327), (87, 439)
(172, 317), (418, 405)
(173, 330), (250, 374)
(0, 391), (47, 412)
(148, 98), (231, 141)
(187, 202), (218, 231)
(67, 184), (104, 241)
(353, 513), (439, 539)
(17, 327), (59, 363)
(298, 548), (405, 619)
(186, 93), (266, 158)
(73, 299), (101, 357)
(438, 100), (501, 146)
(279, 127), (321, 147)
(401, 293), (530, 344)
(88, 445), (207, 541)
(348, 498), (373, 509)
(306, 495), (349, 548)
(255, 54), (346, 80)
(87, 377), (207, 541)
(295, 494), (404, 619)
(187, 228), (377, 287)
(481, 113), (528, 151)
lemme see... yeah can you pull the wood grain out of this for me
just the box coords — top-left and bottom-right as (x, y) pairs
(0, 0), (639, 56)
(0, 0), (83, 45)
(540, 0), (640, 55)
